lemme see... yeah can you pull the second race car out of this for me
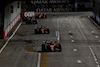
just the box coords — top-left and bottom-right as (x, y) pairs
(34, 26), (50, 34)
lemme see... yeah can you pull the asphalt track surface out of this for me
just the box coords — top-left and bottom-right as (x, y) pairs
(0, 12), (100, 67)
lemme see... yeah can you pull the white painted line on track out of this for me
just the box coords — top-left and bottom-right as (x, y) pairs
(74, 18), (87, 41)
(69, 31), (72, 33)
(89, 46), (98, 62)
(95, 36), (99, 38)
(57, 18), (60, 43)
(57, 31), (60, 43)
(70, 36), (73, 38)
(71, 40), (74, 43)
(77, 60), (82, 64)
(73, 49), (77, 51)
(96, 62), (99, 64)
(97, 65), (100, 67)
(75, 17), (100, 67)
(99, 40), (100, 42)
(55, 31), (60, 42)
(91, 31), (95, 34)
(37, 53), (41, 67)
(55, 31), (58, 37)
(0, 22), (22, 53)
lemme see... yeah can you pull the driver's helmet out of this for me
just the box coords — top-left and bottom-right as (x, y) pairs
(50, 40), (53, 44)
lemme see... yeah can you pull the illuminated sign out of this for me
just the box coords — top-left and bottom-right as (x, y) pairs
(24, 11), (35, 17)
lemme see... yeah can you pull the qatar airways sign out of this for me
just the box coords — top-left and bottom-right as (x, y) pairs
(24, 11), (35, 17)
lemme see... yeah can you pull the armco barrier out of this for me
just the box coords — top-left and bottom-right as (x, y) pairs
(3, 11), (35, 39)
(4, 13), (21, 39)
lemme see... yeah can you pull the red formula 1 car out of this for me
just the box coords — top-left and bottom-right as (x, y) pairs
(42, 41), (62, 52)
(34, 26), (50, 34)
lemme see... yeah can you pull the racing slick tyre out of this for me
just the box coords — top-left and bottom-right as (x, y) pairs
(34, 20), (37, 24)
(58, 44), (62, 52)
(26, 21), (31, 24)
(32, 20), (37, 24)
(35, 16), (39, 19)
(45, 15), (47, 18)
(54, 46), (57, 52)
(45, 29), (50, 34)
(42, 44), (45, 52)
(47, 45), (51, 52)
(34, 29), (39, 34)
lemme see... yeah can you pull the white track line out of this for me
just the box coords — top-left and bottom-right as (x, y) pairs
(74, 18), (87, 41)
(89, 46), (98, 62)
(75, 17), (99, 67)
(57, 18), (60, 42)
(0, 22), (22, 53)
(37, 53), (41, 67)
(55, 31), (58, 37)
(57, 31), (60, 42)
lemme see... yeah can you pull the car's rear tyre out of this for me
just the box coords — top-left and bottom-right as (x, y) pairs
(45, 29), (50, 34)
(54, 46), (56, 51)
(45, 15), (47, 18)
(34, 20), (37, 24)
(42, 44), (45, 52)
(47, 46), (51, 52)
(35, 29), (38, 34)
(32, 21), (37, 24)
(58, 44), (62, 52)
